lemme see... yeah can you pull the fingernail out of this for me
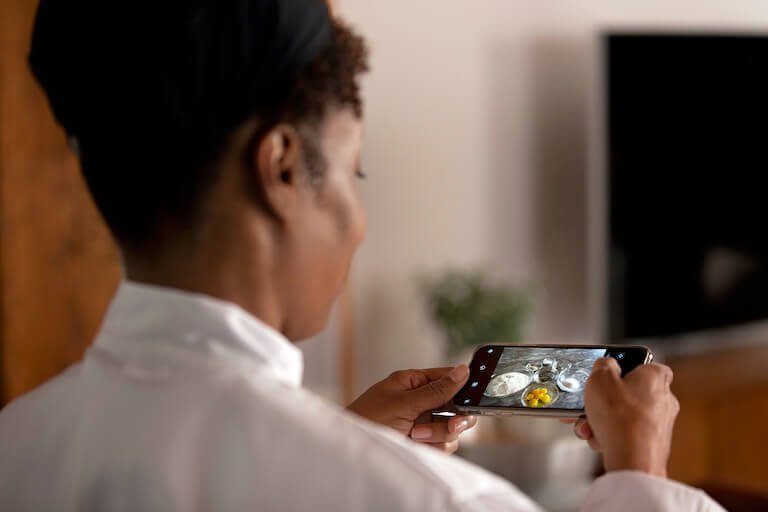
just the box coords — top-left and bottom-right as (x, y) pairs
(411, 426), (432, 440)
(448, 365), (469, 383)
(455, 419), (470, 434)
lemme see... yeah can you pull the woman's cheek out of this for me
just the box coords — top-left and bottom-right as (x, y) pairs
(334, 176), (366, 251)
(351, 196), (367, 249)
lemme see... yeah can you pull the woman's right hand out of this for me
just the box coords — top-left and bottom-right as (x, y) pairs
(567, 358), (680, 479)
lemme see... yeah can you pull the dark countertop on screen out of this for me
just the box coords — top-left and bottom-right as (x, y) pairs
(478, 347), (604, 410)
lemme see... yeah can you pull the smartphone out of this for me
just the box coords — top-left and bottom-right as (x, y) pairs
(452, 344), (653, 418)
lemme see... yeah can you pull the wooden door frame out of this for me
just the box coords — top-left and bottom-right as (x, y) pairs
(0, 0), (11, 407)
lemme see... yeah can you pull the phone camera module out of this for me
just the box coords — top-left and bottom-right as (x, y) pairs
(479, 364), (487, 371)
(487, 348), (494, 354)
(616, 352), (625, 361)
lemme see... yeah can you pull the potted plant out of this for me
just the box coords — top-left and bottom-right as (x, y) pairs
(419, 270), (533, 363)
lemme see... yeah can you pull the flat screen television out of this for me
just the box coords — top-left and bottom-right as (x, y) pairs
(604, 33), (768, 341)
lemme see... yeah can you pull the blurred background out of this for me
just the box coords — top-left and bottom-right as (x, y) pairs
(2, 1), (768, 510)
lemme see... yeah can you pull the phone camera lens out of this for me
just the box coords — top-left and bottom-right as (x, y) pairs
(479, 364), (487, 371)
(463, 398), (471, 404)
(487, 348), (494, 354)
(616, 352), (625, 360)
(470, 381), (479, 388)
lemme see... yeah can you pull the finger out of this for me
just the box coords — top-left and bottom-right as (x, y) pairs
(418, 367), (457, 382)
(405, 365), (469, 414)
(443, 440), (460, 454)
(671, 394), (680, 417)
(626, 361), (673, 383)
(392, 368), (454, 390)
(448, 415), (477, 434)
(411, 423), (461, 443)
(586, 357), (623, 402)
(626, 363), (674, 393)
(560, 419), (577, 425)
(648, 363), (674, 388)
(573, 419), (593, 440)
(587, 437), (602, 452)
(591, 356), (622, 377)
(421, 440), (459, 454)
(412, 417), (477, 443)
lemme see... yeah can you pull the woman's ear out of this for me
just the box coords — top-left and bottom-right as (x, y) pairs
(253, 124), (302, 220)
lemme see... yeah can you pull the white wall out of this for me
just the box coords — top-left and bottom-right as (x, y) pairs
(337, 0), (768, 392)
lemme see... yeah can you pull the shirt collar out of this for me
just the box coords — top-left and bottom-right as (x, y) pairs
(93, 280), (304, 387)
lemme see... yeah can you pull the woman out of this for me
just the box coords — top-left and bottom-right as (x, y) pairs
(0, 0), (722, 510)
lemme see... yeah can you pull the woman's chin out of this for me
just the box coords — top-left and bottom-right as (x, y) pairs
(287, 310), (334, 342)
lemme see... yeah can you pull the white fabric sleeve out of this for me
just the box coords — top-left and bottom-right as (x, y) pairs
(582, 471), (726, 512)
(456, 493), (545, 512)
(454, 472), (725, 512)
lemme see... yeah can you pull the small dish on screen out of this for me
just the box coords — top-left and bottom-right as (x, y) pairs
(483, 371), (531, 397)
(525, 361), (541, 373)
(521, 382), (559, 408)
(557, 369), (590, 393)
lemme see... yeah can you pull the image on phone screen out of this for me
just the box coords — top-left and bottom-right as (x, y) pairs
(482, 347), (604, 410)
(454, 345), (648, 412)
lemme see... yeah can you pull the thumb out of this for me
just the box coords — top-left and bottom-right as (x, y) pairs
(406, 365), (469, 414)
(586, 357), (623, 403)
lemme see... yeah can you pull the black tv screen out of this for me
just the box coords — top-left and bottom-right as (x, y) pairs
(606, 34), (768, 340)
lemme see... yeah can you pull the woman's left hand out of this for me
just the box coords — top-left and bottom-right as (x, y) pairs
(347, 365), (478, 454)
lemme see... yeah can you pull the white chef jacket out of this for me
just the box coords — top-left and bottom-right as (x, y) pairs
(0, 281), (724, 512)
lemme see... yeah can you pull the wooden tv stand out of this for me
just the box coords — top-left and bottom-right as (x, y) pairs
(667, 343), (768, 495)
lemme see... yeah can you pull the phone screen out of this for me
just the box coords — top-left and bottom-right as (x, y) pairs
(453, 345), (649, 412)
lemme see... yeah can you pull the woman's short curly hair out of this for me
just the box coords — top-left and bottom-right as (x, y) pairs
(279, 19), (369, 124)
(258, 19), (369, 180)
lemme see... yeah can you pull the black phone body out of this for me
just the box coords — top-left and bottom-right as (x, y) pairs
(453, 344), (653, 418)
